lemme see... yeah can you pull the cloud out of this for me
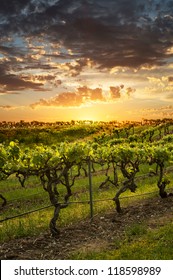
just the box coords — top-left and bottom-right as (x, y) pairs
(0, 105), (15, 110)
(109, 85), (135, 99)
(0, 45), (19, 56)
(142, 105), (173, 112)
(146, 75), (173, 97)
(77, 86), (105, 101)
(30, 92), (83, 108)
(55, 58), (92, 77)
(1, 0), (173, 72)
(0, 55), (51, 93)
(0, 67), (44, 93)
(30, 84), (135, 108)
(110, 86), (123, 99)
(32, 74), (55, 82)
(44, 0), (173, 69)
(31, 85), (105, 108)
(31, 74), (62, 87)
(126, 87), (136, 96)
(0, 0), (172, 113)
(141, 105), (173, 118)
(168, 76), (173, 82)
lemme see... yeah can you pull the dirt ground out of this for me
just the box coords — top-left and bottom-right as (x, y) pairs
(0, 195), (173, 260)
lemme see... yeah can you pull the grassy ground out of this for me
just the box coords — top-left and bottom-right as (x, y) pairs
(1, 162), (173, 243)
(69, 211), (173, 260)
(1, 194), (173, 260)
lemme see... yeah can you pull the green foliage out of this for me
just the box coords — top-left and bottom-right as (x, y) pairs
(1, 119), (173, 243)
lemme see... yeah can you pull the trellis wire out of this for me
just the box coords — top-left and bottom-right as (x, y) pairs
(1, 188), (170, 223)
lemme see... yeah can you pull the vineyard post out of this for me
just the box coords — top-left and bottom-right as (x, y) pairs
(88, 156), (94, 221)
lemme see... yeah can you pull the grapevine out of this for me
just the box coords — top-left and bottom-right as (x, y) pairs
(1, 123), (173, 235)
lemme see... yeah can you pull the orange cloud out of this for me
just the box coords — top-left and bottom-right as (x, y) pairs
(110, 86), (123, 99)
(0, 105), (16, 110)
(30, 84), (135, 109)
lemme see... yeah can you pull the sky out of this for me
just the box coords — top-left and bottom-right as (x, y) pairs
(1, 0), (173, 122)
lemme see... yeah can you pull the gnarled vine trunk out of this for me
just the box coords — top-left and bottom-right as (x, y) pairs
(157, 163), (169, 198)
(113, 178), (137, 213)
(0, 193), (7, 208)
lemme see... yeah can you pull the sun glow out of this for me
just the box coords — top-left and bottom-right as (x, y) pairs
(78, 113), (98, 122)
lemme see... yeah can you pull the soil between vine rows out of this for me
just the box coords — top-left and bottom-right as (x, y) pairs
(0, 195), (173, 260)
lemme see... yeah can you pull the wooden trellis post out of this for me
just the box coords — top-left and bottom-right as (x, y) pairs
(88, 156), (94, 221)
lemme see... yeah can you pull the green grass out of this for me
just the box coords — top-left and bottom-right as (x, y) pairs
(1, 154), (173, 243)
(0, 199), (92, 242)
(0, 209), (53, 242)
(69, 221), (173, 260)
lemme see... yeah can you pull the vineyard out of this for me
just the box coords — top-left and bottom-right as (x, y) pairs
(1, 119), (173, 259)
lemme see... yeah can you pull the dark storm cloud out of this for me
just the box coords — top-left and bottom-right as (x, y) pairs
(0, 45), (18, 56)
(1, 0), (173, 72)
(0, 73), (44, 92)
(0, 64), (44, 93)
(0, 0), (31, 13)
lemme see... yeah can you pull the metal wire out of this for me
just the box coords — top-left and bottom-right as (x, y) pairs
(1, 187), (172, 223)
